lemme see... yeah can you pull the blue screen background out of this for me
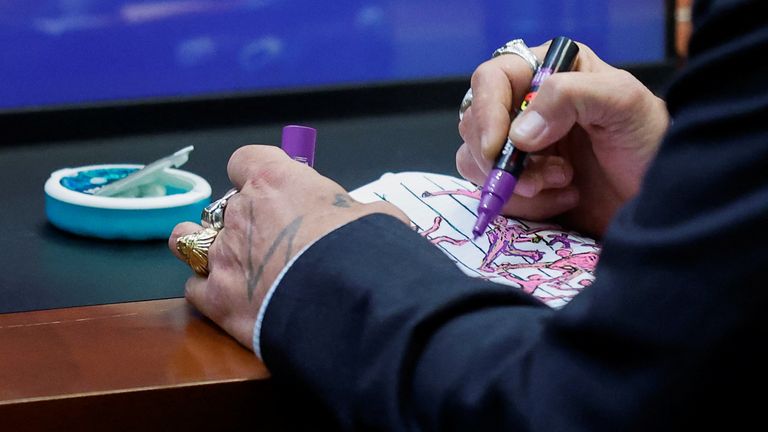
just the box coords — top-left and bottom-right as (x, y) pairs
(0, 0), (666, 111)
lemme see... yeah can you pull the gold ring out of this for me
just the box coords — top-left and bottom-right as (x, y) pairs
(176, 227), (219, 276)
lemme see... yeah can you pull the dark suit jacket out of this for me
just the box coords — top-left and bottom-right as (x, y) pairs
(261, 0), (768, 429)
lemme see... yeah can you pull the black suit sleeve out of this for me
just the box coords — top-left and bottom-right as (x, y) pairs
(260, 1), (768, 430)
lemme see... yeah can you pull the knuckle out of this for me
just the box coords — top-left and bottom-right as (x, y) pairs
(184, 279), (194, 299)
(184, 278), (203, 306)
(228, 145), (285, 179)
(615, 68), (638, 85)
(613, 70), (646, 109)
(222, 197), (248, 233)
(201, 275), (229, 319)
(243, 159), (289, 191)
(206, 239), (227, 270)
(541, 75), (585, 116)
(543, 75), (571, 102)
(228, 145), (259, 170)
(574, 42), (596, 61)
(470, 61), (497, 89)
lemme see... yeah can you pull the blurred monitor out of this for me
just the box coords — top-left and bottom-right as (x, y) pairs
(0, 0), (668, 113)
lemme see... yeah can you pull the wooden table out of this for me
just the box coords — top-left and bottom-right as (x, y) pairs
(0, 299), (280, 431)
(0, 109), (465, 431)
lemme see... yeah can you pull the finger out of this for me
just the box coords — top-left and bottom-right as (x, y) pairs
(458, 105), (472, 142)
(470, 41), (550, 161)
(185, 271), (256, 350)
(507, 68), (655, 153)
(227, 144), (293, 191)
(501, 186), (580, 221)
(184, 275), (212, 318)
(465, 41), (555, 165)
(468, 60), (518, 162)
(168, 221), (204, 261)
(456, 142), (487, 186)
(567, 41), (612, 72)
(470, 40), (612, 159)
(458, 105), (495, 174)
(496, 41), (610, 84)
(205, 228), (237, 275)
(492, 41), (551, 101)
(512, 155), (574, 198)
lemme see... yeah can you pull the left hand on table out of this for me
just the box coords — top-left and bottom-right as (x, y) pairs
(168, 145), (409, 350)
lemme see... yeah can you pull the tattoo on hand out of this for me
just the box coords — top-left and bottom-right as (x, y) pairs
(245, 204), (304, 301)
(332, 193), (352, 208)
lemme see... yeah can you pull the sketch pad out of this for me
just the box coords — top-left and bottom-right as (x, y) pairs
(45, 164), (211, 240)
(351, 172), (600, 309)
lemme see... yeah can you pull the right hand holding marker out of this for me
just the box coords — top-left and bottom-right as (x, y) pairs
(458, 41), (669, 237)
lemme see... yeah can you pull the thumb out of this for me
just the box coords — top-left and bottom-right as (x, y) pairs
(507, 70), (626, 152)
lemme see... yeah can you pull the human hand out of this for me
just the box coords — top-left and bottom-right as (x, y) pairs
(458, 40), (669, 236)
(169, 145), (409, 350)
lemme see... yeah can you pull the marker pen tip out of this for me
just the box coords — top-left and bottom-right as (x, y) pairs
(472, 210), (492, 239)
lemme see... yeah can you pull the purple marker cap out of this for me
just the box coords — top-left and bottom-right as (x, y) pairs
(281, 125), (316, 167)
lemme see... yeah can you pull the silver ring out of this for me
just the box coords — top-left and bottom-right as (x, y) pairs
(459, 39), (540, 122)
(459, 88), (473, 122)
(492, 39), (540, 72)
(201, 188), (238, 230)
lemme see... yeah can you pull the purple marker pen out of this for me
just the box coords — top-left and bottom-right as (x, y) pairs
(473, 37), (579, 239)
(281, 124), (317, 167)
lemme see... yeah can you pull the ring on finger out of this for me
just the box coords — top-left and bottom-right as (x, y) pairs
(459, 39), (540, 122)
(176, 227), (219, 277)
(201, 188), (238, 230)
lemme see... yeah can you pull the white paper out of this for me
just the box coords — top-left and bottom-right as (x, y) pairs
(351, 172), (600, 308)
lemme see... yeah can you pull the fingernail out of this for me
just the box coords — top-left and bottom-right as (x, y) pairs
(510, 111), (546, 141)
(544, 164), (566, 185)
